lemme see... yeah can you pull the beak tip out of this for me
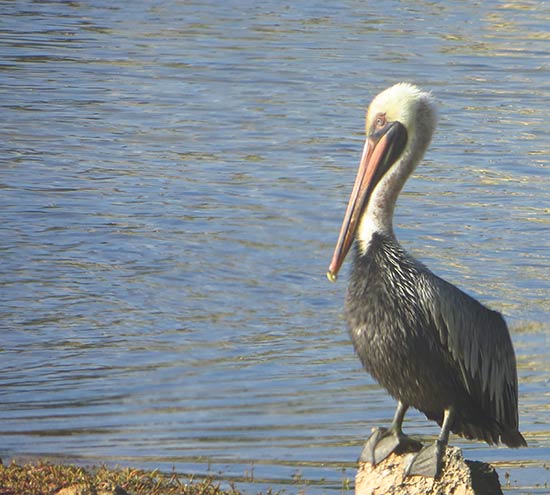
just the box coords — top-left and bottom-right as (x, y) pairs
(326, 270), (338, 283)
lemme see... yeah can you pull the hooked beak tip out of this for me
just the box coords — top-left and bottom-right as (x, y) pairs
(326, 270), (338, 283)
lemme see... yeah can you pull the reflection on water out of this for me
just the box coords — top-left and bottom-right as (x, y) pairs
(1, 1), (549, 493)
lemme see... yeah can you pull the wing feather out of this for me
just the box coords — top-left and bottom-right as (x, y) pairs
(419, 272), (520, 435)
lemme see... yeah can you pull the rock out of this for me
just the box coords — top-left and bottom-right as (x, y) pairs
(355, 446), (503, 495)
(55, 486), (91, 495)
(55, 484), (128, 495)
(98, 486), (129, 495)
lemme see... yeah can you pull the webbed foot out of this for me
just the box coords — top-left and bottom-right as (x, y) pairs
(359, 427), (423, 465)
(404, 440), (445, 478)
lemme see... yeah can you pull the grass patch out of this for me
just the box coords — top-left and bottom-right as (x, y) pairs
(0, 460), (248, 495)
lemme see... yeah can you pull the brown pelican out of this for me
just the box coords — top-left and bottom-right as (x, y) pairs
(327, 83), (526, 477)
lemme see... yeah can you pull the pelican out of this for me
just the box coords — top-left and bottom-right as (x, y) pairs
(327, 83), (526, 477)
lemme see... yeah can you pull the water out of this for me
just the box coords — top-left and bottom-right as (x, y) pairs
(1, 1), (549, 493)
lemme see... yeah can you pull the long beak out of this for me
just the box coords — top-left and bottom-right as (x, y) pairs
(327, 122), (407, 282)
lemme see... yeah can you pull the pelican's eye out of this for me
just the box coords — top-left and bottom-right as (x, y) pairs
(375, 113), (386, 129)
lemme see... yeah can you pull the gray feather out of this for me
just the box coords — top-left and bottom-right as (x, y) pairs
(418, 272), (520, 434)
(346, 233), (526, 447)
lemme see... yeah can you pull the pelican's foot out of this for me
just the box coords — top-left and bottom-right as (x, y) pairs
(359, 427), (423, 465)
(404, 440), (445, 478)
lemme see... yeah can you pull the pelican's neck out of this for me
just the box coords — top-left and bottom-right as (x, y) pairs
(356, 118), (434, 254)
(356, 160), (406, 253)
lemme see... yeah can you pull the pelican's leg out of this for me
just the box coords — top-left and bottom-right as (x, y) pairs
(359, 401), (423, 465)
(404, 407), (455, 478)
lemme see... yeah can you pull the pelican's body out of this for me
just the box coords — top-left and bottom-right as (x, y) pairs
(328, 83), (525, 477)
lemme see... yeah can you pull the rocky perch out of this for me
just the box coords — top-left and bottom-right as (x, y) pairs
(355, 446), (503, 495)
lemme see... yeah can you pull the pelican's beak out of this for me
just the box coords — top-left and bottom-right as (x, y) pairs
(327, 121), (407, 282)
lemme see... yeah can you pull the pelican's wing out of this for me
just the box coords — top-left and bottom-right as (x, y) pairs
(419, 272), (521, 439)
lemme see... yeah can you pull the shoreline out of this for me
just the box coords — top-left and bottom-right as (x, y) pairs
(0, 459), (251, 495)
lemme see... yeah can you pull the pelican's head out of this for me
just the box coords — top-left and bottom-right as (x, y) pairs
(327, 83), (437, 282)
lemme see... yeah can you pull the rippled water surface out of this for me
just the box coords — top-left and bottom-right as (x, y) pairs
(1, 1), (549, 493)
